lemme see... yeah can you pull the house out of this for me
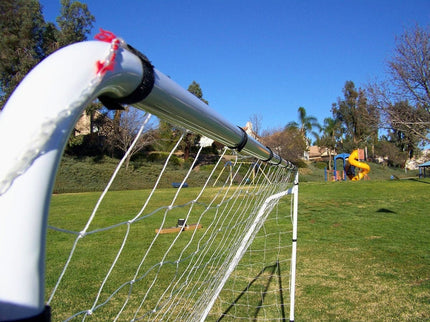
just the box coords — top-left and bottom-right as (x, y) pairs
(304, 146), (336, 161)
(74, 110), (113, 136)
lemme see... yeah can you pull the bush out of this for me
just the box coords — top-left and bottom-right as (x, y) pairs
(65, 134), (105, 157)
(294, 159), (308, 168)
(146, 152), (181, 166)
(314, 161), (328, 169)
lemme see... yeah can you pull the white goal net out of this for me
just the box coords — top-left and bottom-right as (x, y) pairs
(0, 32), (298, 322)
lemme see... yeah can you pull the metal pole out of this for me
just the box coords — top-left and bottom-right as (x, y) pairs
(132, 69), (294, 169)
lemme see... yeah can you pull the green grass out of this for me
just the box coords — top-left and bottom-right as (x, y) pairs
(46, 178), (430, 320)
(296, 179), (430, 320)
(47, 183), (293, 320)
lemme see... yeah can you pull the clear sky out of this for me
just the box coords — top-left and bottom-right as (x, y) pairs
(40, 0), (430, 133)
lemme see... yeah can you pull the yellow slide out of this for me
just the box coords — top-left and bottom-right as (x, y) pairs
(348, 150), (370, 181)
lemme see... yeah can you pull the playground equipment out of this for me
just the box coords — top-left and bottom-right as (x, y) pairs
(325, 149), (370, 181)
(347, 149), (370, 181)
(333, 153), (350, 181)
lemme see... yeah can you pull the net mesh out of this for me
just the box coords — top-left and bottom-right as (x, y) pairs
(45, 117), (297, 321)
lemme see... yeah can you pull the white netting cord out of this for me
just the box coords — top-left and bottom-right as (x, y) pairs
(47, 151), (295, 320)
(0, 33), (125, 196)
(47, 112), (152, 306)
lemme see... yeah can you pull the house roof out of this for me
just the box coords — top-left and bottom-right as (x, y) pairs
(308, 146), (321, 157)
(307, 146), (336, 158)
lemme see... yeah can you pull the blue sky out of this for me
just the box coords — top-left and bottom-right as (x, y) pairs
(40, 0), (430, 133)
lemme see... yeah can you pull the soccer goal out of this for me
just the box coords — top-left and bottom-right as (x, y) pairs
(0, 31), (298, 321)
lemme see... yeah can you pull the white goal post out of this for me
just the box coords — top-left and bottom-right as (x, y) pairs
(0, 32), (298, 321)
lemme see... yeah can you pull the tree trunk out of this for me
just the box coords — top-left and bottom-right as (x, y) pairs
(125, 154), (131, 170)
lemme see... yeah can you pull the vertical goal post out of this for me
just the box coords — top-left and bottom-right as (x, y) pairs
(0, 32), (298, 321)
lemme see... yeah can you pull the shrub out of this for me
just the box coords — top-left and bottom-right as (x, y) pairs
(294, 159), (308, 168)
(314, 161), (328, 169)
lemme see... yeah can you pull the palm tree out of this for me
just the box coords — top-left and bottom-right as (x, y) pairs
(319, 117), (341, 170)
(296, 106), (321, 145)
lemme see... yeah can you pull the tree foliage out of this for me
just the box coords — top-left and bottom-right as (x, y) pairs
(187, 80), (208, 105)
(107, 107), (155, 170)
(249, 113), (263, 137)
(297, 106), (320, 139)
(316, 117), (342, 169)
(332, 81), (379, 150)
(56, 0), (94, 48)
(261, 127), (307, 164)
(386, 101), (425, 158)
(374, 139), (408, 167)
(287, 106), (320, 144)
(388, 25), (430, 112)
(0, 0), (95, 109)
(368, 25), (430, 145)
(0, 0), (46, 107)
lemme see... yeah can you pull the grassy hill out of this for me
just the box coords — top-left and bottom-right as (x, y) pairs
(53, 155), (421, 193)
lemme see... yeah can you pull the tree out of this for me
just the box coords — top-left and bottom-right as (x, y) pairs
(287, 107), (321, 145)
(0, 0), (47, 108)
(56, 0), (95, 47)
(387, 101), (424, 158)
(261, 126), (307, 164)
(332, 81), (379, 150)
(368, 25), (430, 144)
(108, 107), (155, 170)
(154, 120), (176, 152)
(0, 0), (95, 110)
(187, 80), (208, 104)
(374, 139), (408, 167)
(388, 24), (430, 112)
(298, 106), (320, 138)
(317, 117), (341, 170)
(249, 113), (263, 138)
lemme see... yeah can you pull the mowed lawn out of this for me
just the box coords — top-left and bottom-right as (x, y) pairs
(47, 178), (430, 320)
(296, 179), (430, 321)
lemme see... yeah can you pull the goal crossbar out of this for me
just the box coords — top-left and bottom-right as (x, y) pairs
(0, 36), (297, 321)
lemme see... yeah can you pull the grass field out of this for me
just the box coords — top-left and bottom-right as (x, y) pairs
(47, 173), (296, 321)
(47, 175), (430, 320)
(296, 179), (430, 320)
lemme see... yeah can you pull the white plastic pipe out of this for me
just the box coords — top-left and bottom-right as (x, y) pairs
(289, 172), (299, 322)
(0, 41), (143, 320)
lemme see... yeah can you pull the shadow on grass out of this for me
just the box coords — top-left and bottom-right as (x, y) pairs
(217, 261), (286, 321)
(407, 178), (430, 184)
(376, 208), (397, 214)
